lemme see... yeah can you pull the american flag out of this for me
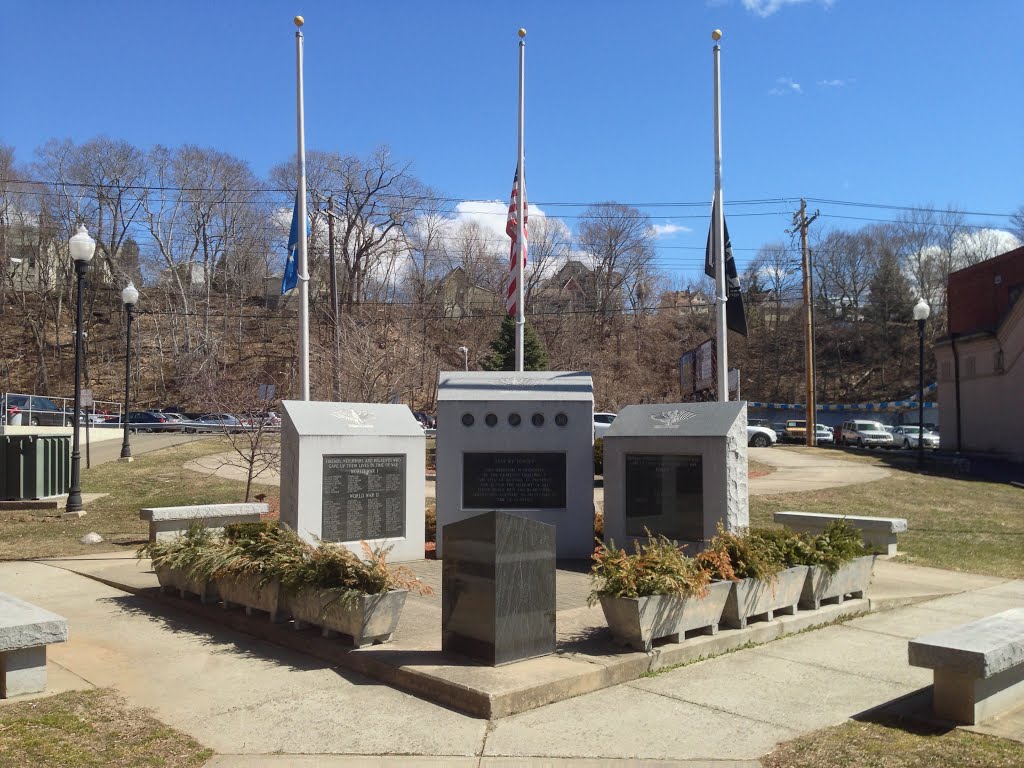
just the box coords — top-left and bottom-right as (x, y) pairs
(505, 164), (527, 316)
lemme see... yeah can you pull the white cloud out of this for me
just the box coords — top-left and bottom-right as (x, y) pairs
(818, 78), (851, 87)
(742, 0), (835, 17)
(769, 77), (802, 96)
(651, 222), (693, 238)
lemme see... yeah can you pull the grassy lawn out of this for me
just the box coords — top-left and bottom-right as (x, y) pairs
(763, 717), (1024, 768)
(753, 446), (1024, 578)
(0, 689), (212, 767)
(0, 438), (273, 561)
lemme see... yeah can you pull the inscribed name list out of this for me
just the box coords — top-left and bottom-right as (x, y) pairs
(322, 454), (405, 541)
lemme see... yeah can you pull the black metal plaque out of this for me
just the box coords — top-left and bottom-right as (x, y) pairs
(624, 454), (703, 540)
(462, 452), (567, 509)
(322, 454), (406, 542)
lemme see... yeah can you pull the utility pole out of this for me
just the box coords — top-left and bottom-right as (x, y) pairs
(792, 199), (819, 447)
(326, 196), (342, 401)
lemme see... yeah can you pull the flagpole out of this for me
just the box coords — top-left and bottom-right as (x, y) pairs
(712, 29), (728, 402)
(295, 15), (310, 401)
(515, 28), (526, 372)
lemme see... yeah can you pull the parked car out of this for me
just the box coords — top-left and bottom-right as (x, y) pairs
(106, 411), (174, 432)
(748, 418), (773, 429)
(594, 412), (617, 439)
(840, 419), (894, 449)
(892, 425), (940, 450)
(747, 425), (776, 448)
(4, 395), (74, 427)
(160, 412), (187, 430)
(783, 419), (807, 444)
(240, 411), (282, 429)
(186, 413), (244, 433)
(814, 424), (834, 445)
(771, 422), (787, 441)
(411, 410), (435, 430)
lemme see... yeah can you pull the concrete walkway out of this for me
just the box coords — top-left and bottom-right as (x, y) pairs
(2, 554), (1021, 765)
(747, 447), (890, 495)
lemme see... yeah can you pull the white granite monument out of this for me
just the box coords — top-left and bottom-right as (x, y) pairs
(602, 402), (749, 549)
(435, 371), (595, 559)
(279, 401), (425, 562)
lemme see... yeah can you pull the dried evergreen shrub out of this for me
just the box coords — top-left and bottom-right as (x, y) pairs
(755, 519), (867, 574)
(695, 523), (785, 583)
(138, 520), (433, 606)
(588, 532), (711, 605)
(281, 539), (433, 609)
(137, 522), (216, 573)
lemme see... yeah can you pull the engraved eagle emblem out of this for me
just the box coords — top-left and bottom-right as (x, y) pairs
(332, 408), (376, 428)
(650, 409), (696, 429)
(496, 376), (534, 388)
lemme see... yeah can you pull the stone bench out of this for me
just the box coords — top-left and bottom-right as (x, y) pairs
(909, 608), (1024, 725)
(773, 511), (908, 556)
(0, 593), (68, 698)
(139, 503), (268, 542)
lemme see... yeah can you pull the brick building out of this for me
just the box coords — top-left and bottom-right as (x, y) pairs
(934, 245), (1024, 460)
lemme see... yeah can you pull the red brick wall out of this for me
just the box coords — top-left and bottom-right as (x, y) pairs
(948, 246), (1024, 335)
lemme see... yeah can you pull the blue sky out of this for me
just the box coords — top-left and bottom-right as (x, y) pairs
(3, 0), (1022, 282)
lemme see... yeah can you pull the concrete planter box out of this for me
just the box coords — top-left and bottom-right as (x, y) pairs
(800, 555), (875, 610)
(599, 580), (732, 652)
(217, 571), (287, 622)
(287, 588), (407, 647)
(155, 564), (218, 604)
(722, 566), (809, 630)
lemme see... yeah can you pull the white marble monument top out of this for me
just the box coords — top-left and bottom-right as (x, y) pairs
(281, 400), (423, 437)
(438, 371), (593, 402)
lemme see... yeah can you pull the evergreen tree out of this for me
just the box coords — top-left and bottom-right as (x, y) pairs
(866, 252), (913, 325)
(481, 315), (549, 371)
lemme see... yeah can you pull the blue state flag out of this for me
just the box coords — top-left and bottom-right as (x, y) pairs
(282, 193), (302, 294)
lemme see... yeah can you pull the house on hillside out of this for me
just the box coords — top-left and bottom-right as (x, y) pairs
(159, 262), (207, 293)
(429, 267), (498, 318)
(657, 289), (711, 316)
(531, 260), (624, 313)
(933, 245), (1024, 460)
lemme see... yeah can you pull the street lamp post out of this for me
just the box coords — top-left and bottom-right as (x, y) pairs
(458, 346), (469, 371)
(66, 225), (95, 515)
(913, 297), (930, 471)
(119, 282), (139, 462)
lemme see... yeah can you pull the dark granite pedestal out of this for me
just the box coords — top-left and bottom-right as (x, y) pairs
(441, 511), (556, 666)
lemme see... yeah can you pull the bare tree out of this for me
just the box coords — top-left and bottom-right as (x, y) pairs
(576, 203), (657, 335)
(1011, 205), (1024, 244)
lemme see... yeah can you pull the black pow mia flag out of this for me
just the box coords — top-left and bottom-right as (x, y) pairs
(704, 198), (748, 337)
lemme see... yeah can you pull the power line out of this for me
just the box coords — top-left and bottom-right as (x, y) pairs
(4, 177), (1018, 218)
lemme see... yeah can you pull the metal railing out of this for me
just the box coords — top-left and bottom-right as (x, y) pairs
(1, 391), (123, 427)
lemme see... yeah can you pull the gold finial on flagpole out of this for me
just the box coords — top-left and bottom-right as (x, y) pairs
(294, 15), (305, 28)
(518, 28), (527, 38)
(712, 29), (722, 41)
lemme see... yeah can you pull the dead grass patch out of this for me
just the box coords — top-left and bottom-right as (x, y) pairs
(0, 688), (212, 767)
(763, 717), (1024, 768)
(751, 453), (1024, 577)
(0, 438), (275, 561)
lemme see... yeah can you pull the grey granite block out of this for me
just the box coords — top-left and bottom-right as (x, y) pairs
(442, 511), (556, 666)
(908, 607), (1024, 678)
(139, 503), (269, 522)
(0, 593), (68, 653)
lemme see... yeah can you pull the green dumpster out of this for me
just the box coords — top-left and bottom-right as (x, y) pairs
(0, 435), (72, 500)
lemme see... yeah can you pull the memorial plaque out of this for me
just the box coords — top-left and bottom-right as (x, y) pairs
(322, 454), (406, 541)
(624, 453), (703, 541)
(462, 452), (567, 509)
